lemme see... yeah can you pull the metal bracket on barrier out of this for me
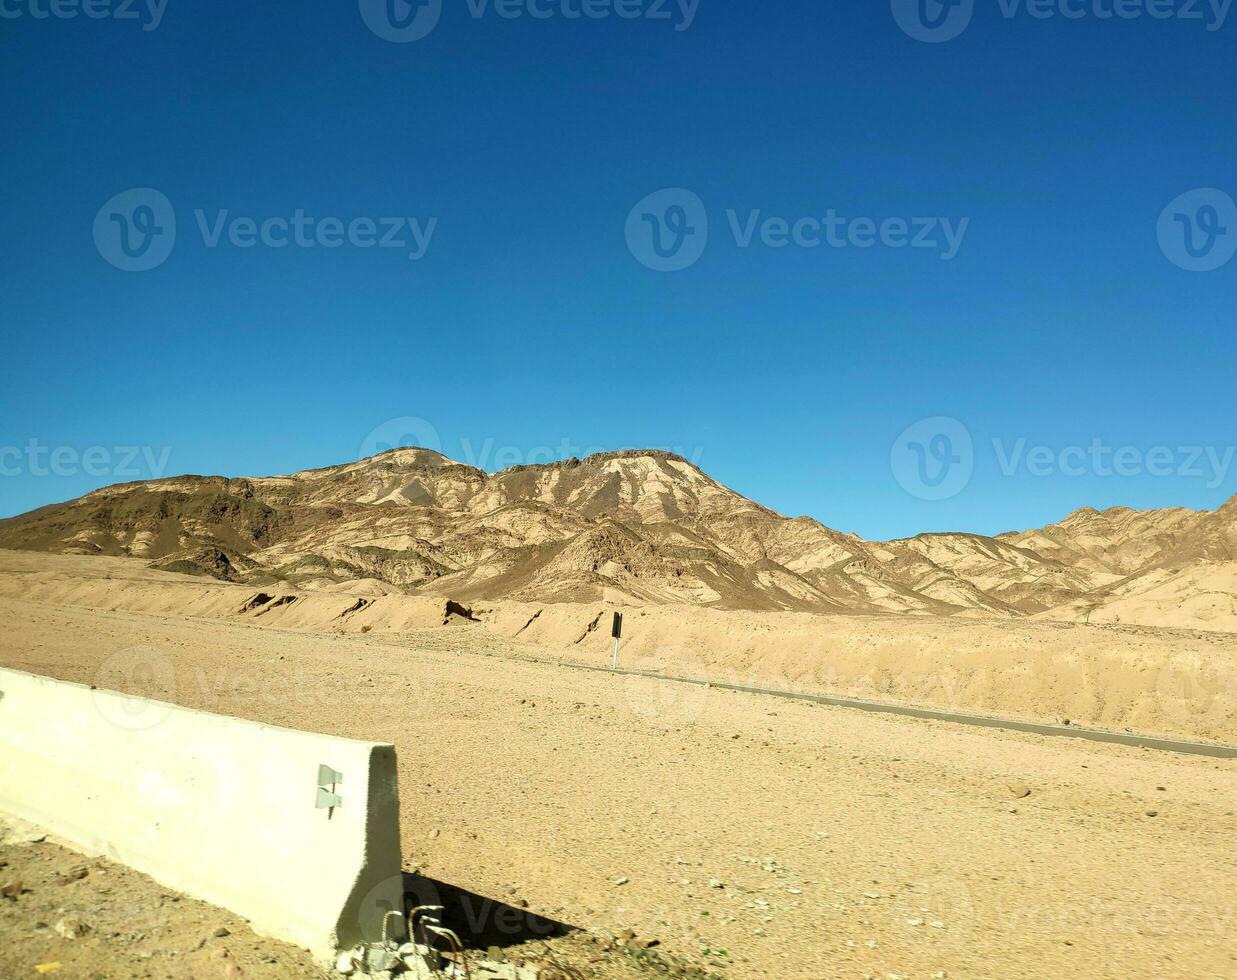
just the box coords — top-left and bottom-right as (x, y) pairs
(316, 765), (343, 811)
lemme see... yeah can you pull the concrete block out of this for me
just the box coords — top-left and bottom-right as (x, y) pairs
(0, 667), (404, 960)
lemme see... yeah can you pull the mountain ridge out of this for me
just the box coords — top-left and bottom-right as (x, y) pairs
(1, 448), (1234, 631)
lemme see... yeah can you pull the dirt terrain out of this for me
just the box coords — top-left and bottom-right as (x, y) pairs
(0, 552), (1231, 744)
(2, 448), (1234, 630)
(1, 562), (1234, 979)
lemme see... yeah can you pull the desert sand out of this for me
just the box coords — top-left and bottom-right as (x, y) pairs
(1, 551), (1234, 979)
(0, 551), (1231, 744)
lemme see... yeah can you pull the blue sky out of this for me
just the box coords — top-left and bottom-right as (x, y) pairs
(1, 0), (1234, 539)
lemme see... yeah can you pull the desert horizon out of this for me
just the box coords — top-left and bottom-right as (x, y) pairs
(4, 3), (1235, 978)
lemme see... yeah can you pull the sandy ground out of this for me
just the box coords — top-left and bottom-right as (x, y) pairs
(1, 571), (1234, 979)
(0, 552), (1232, 744)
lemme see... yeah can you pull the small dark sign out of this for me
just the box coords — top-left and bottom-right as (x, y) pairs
(611, 612), (623, 639)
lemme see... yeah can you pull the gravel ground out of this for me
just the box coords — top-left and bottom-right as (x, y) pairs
(1, 594), (1235, 979)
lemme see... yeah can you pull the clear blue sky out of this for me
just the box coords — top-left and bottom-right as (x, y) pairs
(2, 1), (1234, 539)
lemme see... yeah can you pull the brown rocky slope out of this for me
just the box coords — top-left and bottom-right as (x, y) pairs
(1, 448), (1234, 630)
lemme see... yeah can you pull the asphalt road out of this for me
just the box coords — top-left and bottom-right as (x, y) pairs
(560, 658), (1237, 760)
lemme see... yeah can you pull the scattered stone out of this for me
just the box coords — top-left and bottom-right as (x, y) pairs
(863, 892), (882, 900)
(365, 947), (401, 972)
(708, 879), (724, 889)
(1008, 784), (1031, 799)
(53, 917), (89, 939)
(213, 927), (231, 938)
(1145, 810), (1159, 818)
(429, 829), (440, 840)
(55, 866), (88, 886)
(612, 876), (629, 886)
(907, 918), (924, 927)
(786, 887), (802, 895)
(1, 880), (28, 900)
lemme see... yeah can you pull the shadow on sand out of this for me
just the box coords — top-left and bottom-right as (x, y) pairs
(400, 872), (577, 951)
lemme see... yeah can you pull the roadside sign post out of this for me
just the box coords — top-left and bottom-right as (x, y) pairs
(611, 612), (623, 669)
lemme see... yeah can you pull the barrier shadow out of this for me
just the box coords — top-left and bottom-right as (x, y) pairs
(401, 872), (577, 950)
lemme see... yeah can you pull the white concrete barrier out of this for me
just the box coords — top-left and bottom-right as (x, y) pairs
(0, 667), (404, 960)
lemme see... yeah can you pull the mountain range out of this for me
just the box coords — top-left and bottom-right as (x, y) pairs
(2, 448), (1234, 631)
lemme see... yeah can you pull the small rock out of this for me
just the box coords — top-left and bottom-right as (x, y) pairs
(365, 948), (401, 972)
(429, 829), (440, 840)
(2, 880), (30, 900)
(929, 920), (945, 929)
(213, 927), (231, 938)
(1008, 783), (1031, 799)
(708, 879), (724, 889)
(53, 917), (89, 939)
(1145, 810), (1159, 818)
(55, 866), (89, 886)
(906, 918), (924, 927)
(335, 949), (358, 974)
(612, 876), (629, 886)
(863, 892), (882, 900)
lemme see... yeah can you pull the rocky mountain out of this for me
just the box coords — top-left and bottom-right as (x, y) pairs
(1, 448), (1234, 630)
